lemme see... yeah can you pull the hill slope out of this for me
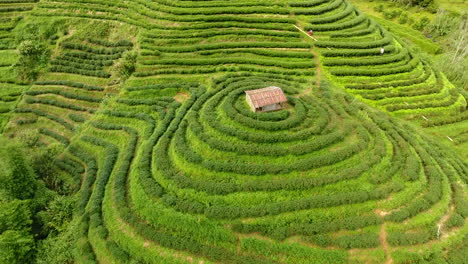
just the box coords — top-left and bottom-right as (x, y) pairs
(0, 0), (467, 263)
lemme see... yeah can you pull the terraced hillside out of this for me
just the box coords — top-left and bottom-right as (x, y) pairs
(0, 0), (38, 131)
(0, 0), (467, 263)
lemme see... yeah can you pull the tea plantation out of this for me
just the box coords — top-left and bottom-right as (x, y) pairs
(0, 0), (466, 263)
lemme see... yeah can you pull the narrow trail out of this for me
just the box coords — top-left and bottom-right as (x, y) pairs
(380, 222), (393, 264)
(293, 24), (320, 97)
(437, 205), (454, 240)
(376, 209), (393, 264)
(312, 48), (321, 90)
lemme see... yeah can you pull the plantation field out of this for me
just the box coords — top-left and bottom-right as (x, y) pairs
(0, 0), (466, 263)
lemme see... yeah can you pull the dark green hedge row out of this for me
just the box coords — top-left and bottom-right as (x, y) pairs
(34, 80), (104, 91)
(38, 127), (70, 145)
(125, 82), (198, 92)
(85, 38), (133, 47)
(67, 145), (98, 215)
(331, 56), (418, 76)
(204, 183), (402, 219)
(309, 3), (354, 24)
(56, 54), (114, 67)
(49, 65), (111, 78)
(51, 58), (106, 71)
(25, 97), (91, 112)
(151, 41), (311, 53)
(293, 0), (343, 15)
(15, 108), (75, 131)
(386, 88), (459, 112)
(346, 63), (431, 90)
(324, 48), (408, 66)
(0, 6), (33, 12)
(452, 183), (468, 218)
(143, 28), (300, 40)
(0, 95), (18, 102)
(80, 134), (118, 216)
(142, 57), (315, 69)
(388, 227), (437, 246)
(305, 13), (367, 32)
(26, 89), (103, 103)
(61, 42), (129, 55)
(330, 22), (376, 38)
(385, 160), (443, 222)
(422, 110), (468, 127)
(53, 159), (82, 190)
(76, 214), (97, 263)
(103, 110), (156, 139)
(63, 50), (122, 61)
(289, 0), (330, 7)
(306, 232), (379, 249)
(15, 118), (37, 125)
(197, 48), (313, 59)
(115, 97), (173, 107)
(69, 113), (86, 123)
(61, 156), (85, 174)
(173, 20), (296, 31)
(234, 215), (382, 239)
(0, 0), (38, 3)
(134, 64), (308, 77)
(316, 34), (392, 49)
(321, 45), (395, 57)
(362, 84), (440, 100)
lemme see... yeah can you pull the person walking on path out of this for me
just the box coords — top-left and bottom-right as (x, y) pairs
(308, 29), (313, 36)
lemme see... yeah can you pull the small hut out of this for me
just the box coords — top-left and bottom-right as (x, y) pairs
(245, 86), (287, 113)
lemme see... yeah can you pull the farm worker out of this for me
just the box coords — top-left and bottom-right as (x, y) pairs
(380, 47), (385, 55)
(308, 30), (313, 36)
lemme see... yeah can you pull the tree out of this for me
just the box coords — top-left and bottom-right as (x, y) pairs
(0, 230), (35, 264)
(0, 199), (33, 233)
(31, 144), (65, 193)
(13, 22), (51, 82)
(0, 138), (37, 200)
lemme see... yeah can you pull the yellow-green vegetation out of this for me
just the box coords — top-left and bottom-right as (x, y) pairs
(0, 0), (466, 264)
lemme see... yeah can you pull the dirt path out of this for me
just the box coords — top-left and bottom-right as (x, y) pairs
(379, 222), (393, 264)
(312, 48), (321, 89)
(376, 209), (393, 264)
(293, 24), (320, 97)
(437, 205), (454, 240)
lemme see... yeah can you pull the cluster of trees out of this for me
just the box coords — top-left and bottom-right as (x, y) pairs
(0, 137), (74, 263)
